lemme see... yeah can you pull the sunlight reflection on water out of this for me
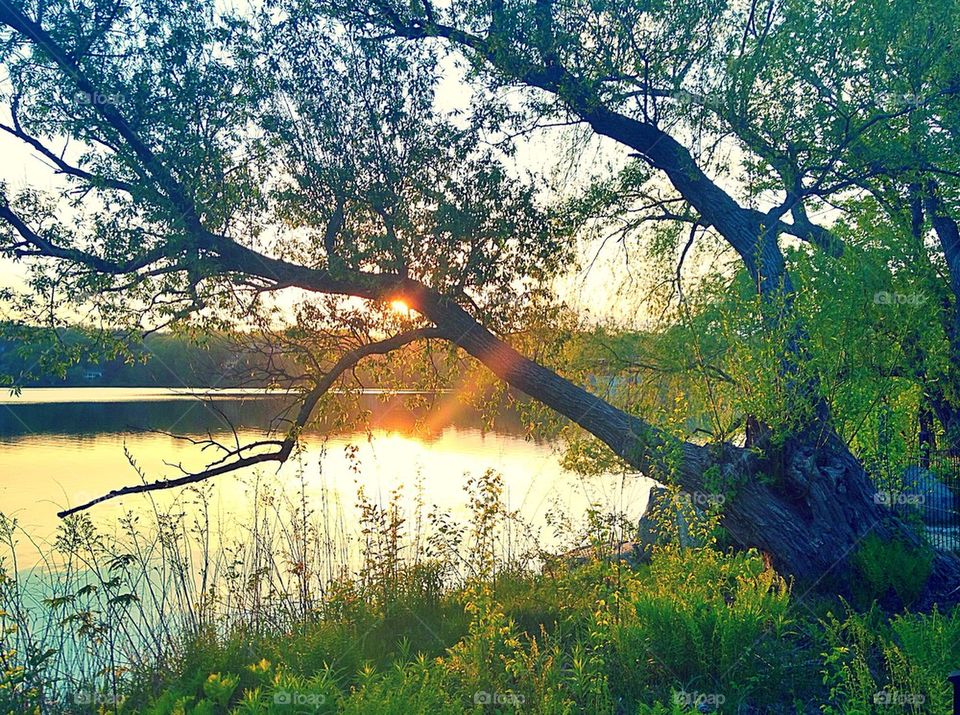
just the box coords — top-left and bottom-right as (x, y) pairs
(0, 388), (653, 567)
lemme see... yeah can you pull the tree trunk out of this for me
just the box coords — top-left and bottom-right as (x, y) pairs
(205, 205), (960, 607)
(924, 190), (960, 455)
(417, 290), (960, 607)
(933, 396), (960, 457)
(718, 427), (960, 607)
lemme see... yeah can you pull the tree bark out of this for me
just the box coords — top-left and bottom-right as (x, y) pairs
(923, 188), (960, 453)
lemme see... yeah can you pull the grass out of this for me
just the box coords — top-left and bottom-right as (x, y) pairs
(1, 464), (959, 714)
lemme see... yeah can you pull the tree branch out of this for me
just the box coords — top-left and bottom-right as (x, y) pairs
(0, 3), (739, 522)
(1, 95), (134, 193)
(57, 326), (444, 516)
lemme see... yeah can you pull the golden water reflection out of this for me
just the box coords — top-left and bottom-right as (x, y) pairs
(0, 389), (653, 568)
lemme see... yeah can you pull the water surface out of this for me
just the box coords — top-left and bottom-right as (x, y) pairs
(0, 388), (651, 565)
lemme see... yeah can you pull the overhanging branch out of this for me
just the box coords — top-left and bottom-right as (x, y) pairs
(56, 327), (444, 517)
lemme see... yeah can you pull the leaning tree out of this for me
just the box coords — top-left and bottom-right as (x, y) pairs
(320, 0), (960, 599)
(0, 0), (958, 603)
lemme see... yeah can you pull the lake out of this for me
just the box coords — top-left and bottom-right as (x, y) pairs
(0, 388), (652, 567)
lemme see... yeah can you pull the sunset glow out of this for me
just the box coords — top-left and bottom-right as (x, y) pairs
(390, 298), (410, 315)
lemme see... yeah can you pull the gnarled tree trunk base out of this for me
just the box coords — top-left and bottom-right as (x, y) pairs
(701, 429), (960, 609)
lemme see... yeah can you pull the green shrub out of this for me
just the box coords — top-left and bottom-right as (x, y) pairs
(852, 535), (933, 608)
(339, 660), (463, 715)
(5, 468), (958, 715)
(820, 604), (960, 714)
(610, 547), (797, 710)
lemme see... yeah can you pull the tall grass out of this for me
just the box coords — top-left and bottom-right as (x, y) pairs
(0, 457), (544, 711)
(2, 457), (958, 714)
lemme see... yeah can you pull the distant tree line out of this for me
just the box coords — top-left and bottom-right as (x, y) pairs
(0, 325), (277, 387)
(0, 323), (467, 389)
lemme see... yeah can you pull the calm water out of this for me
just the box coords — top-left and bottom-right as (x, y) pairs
(0, 388), (651, 565)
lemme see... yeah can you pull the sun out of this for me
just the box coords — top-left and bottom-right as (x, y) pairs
(390, 299), (410, 315)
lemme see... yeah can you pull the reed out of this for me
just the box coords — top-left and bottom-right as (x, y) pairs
(1, 458), (957, 713)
